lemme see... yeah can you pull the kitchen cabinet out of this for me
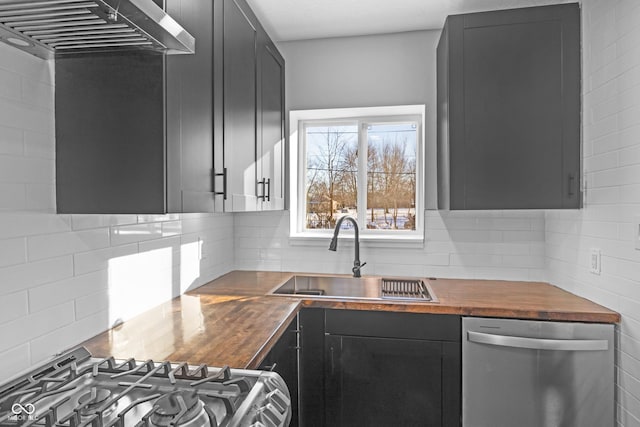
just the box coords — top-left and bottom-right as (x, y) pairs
(56, 0), (214, 214)
(257, 33), (286, 211)
(299, 308), (461, 427)
(260, 316), (300, 427)
(437, 3), (580, 210)
(216, 0), (285, 212)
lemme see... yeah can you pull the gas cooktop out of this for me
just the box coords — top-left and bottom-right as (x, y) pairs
(0, 347), (290, 427)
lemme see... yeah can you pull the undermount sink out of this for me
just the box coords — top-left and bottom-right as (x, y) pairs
(270, 275), (436, 302)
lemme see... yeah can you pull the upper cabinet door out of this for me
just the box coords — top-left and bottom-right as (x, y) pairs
(219, 0), (287, 213)
(223, 0), (259, 212)
(257, 39), (286, 211)
(166, 0), (215, 213)
(437, 3), (580, 210)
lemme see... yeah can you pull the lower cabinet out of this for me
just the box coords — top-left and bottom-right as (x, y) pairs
(260, 316), (300, 427)
(300, 308), (461, 427)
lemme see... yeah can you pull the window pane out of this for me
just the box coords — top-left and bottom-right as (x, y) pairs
(366, 123), (417, 231)
(305, 125), (358, 230)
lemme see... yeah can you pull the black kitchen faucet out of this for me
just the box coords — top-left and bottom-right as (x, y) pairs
(328, 216), (366, 278)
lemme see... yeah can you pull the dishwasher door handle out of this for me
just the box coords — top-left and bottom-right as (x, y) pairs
(467, 330), (609, 351)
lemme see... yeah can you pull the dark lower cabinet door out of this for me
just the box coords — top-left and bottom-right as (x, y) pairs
(261, 317), (299, 427)
(325, 335), (443, 426)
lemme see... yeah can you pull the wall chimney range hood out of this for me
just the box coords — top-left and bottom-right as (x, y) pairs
(0, 0), (195, 59)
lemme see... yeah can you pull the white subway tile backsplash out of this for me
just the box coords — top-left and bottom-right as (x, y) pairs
(237, 210), (545, 280)
(23, 130), (54, 159)
(0, 291), (27, 324)
(138, 235), (181, 254)
(0, 125), (23, 155)
(110, 222), (163, 246)
(619, 146), (640, 167)
(0, 237), (25, 267)
(0, 344), (30, 384)
(25, 183), (55, 212)
(21, 78), (54, 110)
(29, 310), (109, 365)
(0, 99), (53, 134)
(71, 214), (138, 231)
(0, 301), (74, 354)
(75, 288), (109, 320)
(0, 256), (73, 296)
(0, 68), (21, 101)
(27, 228), (110, 261)
(73, 243), (138, 275)
(161, 220), (182, 237)
(28, 270), (108, 313)
(0, 155), (54, 184)
(585, 151), (619, 171)
(619, 124), (640, 150)
(0, 183), (25, 210)
(0, 213), (71, 239)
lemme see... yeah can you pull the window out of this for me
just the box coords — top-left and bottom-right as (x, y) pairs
(290, 106), (425, 242)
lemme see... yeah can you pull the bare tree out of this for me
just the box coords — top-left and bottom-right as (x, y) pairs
(375, 137), (415, 229)
(305, 126), (356, 228)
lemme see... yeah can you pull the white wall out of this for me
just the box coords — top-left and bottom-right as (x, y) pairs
(545, 1), (640, 425)
(235, 31), (548, 282)
(0, 44), (234, 382)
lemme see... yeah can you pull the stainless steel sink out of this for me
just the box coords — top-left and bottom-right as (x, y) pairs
(270, 275), (436, 302)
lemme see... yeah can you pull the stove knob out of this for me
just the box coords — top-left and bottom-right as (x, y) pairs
(266, 389), (290, 414)
(255, 389), (291, 427)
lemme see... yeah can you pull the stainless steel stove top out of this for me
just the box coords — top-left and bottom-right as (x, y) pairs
(0, 347), (290, 427)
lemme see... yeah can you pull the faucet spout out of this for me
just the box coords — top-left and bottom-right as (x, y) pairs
(328, 215), (366, 277)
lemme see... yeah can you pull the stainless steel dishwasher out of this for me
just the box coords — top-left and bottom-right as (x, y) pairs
(462, 317), (614, 427)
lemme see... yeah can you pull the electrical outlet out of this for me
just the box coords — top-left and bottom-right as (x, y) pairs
(589, 248), (601, 275)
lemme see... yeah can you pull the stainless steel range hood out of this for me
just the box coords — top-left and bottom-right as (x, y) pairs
(0, 0), (195, 59)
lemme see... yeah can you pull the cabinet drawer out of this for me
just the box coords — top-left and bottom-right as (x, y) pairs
(325, 310), (461, 342)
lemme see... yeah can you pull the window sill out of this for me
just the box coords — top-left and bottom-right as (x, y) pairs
(289, 232), (424, 249)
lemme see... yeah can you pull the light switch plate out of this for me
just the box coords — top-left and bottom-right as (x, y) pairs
(589, 248), (601, 275)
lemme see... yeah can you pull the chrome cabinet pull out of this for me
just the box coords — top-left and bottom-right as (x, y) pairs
(467, 330), (608, 351)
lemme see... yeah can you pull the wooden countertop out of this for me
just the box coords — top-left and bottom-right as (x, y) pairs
(193, 271), (620, 323)
(81, 293), (300, 369)
(81, 270), (619, 369)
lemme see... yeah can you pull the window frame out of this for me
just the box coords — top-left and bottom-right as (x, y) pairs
(290, 105), (426, 244)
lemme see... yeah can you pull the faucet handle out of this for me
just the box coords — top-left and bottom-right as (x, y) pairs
(352, 262), (366, 277)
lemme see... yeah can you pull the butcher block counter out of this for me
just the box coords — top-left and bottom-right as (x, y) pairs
(81, 270), (620, 369)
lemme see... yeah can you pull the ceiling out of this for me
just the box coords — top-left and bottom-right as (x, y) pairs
(245, 0), (574, 42)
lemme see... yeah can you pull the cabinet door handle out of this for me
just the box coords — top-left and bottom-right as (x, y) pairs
(467, 331), (608, 351)
(257, 178), (267, 201)
(214, 168), (227, 200)
(265, 178), (271, 202)
(330, 346), (335, 375)
(568, 173), (575, 197)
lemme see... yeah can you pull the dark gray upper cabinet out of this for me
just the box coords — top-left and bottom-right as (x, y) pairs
(437, 3), (581, 210)
(216, 0), (286, 212)
(221, 0), (258, 212)
(56, 0), (214, 214)
(257, 33), (286, 211)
